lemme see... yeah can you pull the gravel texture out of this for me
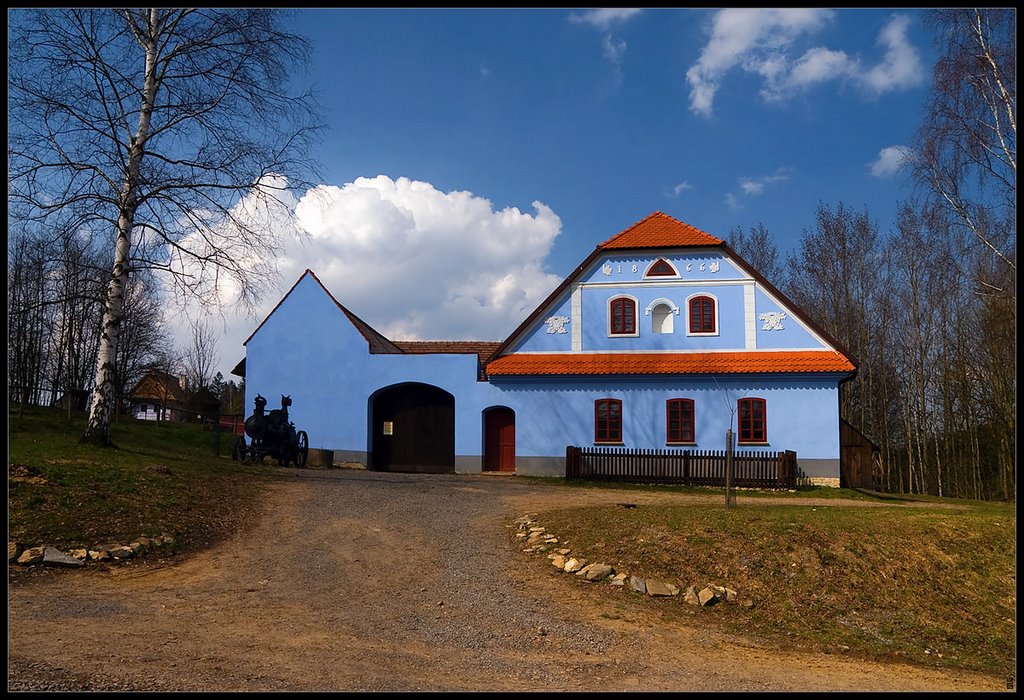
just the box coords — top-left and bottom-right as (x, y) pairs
(8, 468), (1004, 692)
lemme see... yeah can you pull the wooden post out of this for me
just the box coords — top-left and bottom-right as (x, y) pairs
(725, 428), (736, 508)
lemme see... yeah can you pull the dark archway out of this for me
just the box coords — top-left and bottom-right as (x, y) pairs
(483, 406), (515, 473)
(370, 383), (455, 473)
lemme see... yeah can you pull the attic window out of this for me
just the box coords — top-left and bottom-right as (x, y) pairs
(645, 258), (677, 277)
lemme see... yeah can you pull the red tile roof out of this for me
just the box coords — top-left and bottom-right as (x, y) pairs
(598, 212), (723, 250)
(392, 341), (501, 364)
(486, 351), (856, 377)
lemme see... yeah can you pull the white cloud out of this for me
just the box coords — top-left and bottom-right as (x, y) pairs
(686, 10), (924, 116)
(870, 145), (911, 177)
(569, 9), (643, 31)
(859, 15), (925, 95)
(670, 181), (694, 197)
(571, 9), (641, 84)
(601, 34), (628, 84)
(737, 169), (791, 195)
(292, 176), (563, 342)
(686, 8), (833, 116)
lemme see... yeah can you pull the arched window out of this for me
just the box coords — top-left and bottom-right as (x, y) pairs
(738, 398), (767, 443)
(651, 303), (674, 334)
(666, 398), (695, 444)
(594, 398), (622, 443)
(609, 296), (637, 336)
(688, 295), (716, 334)
(645, 258), (677, 277)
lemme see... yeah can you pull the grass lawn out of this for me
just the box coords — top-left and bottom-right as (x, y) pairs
(8, 404), (274, 552)
(530, 496), (1016, 677)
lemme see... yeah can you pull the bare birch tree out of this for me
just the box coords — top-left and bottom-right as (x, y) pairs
(9, 8), (322, 446)
(911, 8), (1016, 294)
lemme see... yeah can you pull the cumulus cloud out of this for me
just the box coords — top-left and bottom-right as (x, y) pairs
(167, 176), (564, 376)
(869, 145), (911, 177)
(686, 10), (925, 116)
(290, 176), (563, 342)
(569, 9), (643, 31)
(686, 8), (833, 116)
(859, 15), (924, 94)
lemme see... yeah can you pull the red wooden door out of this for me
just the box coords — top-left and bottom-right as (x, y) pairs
(484, 408), (515, 472)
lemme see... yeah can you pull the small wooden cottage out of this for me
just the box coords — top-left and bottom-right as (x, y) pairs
(129, 371), (220, 425)
(235, 212), (857, 484)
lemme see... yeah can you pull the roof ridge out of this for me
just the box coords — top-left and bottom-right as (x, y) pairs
(598, 211), (723, 250)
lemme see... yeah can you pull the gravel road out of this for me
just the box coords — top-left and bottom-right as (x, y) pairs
(7, 468), (1005, 692)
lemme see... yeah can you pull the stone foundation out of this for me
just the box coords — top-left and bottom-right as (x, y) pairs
(803, 476), (840, 488)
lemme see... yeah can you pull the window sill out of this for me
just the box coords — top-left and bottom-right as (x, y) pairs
(594, 442), (624, 446)
(666, 442), (696, 446)
(737, 442), (770, 446)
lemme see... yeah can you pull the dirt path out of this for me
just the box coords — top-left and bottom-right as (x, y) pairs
(7, 470), (1006, 691)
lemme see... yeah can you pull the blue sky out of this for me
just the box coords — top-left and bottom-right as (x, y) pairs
(191, 8), (934, 378)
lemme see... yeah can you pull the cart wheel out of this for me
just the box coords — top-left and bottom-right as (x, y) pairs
(295, 431), (309, 468)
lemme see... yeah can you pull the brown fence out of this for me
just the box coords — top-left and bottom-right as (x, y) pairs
(565, 446), (797, 489)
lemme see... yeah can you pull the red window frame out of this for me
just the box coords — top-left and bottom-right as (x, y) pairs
(645, 258), (677, 277)
(594, 398), (622, 444)
(688, 295), (715, 334)
(609, 297), (636, 335)
(738, 398), (767, 443)
(666, 398), (695, 444)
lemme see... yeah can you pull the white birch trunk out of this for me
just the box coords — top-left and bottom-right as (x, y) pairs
(82, 10), (161, 445)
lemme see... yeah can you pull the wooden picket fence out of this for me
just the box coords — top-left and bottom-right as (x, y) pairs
(565, 445), (797, 489)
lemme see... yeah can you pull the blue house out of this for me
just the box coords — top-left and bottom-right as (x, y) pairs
(236, 212), (856, 485)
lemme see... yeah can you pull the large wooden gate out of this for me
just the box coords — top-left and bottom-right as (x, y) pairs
(370, 383), (454, 473)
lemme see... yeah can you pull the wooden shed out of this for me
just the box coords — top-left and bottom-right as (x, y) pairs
(840, 418), (880, 490)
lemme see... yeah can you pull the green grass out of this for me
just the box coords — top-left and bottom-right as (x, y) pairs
(8, 404), (273, 551)
(531, 497), (1016, 677)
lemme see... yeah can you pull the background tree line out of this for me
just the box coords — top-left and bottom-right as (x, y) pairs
(730, 9), (1015, 501)
(7, 228), (246, 420)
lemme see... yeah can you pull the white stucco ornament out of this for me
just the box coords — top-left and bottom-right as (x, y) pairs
(545, 315), (570, 334)
(759, 311), (787, 331)
(602, 263), (613, 276)
(710, 261), (720, 273)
